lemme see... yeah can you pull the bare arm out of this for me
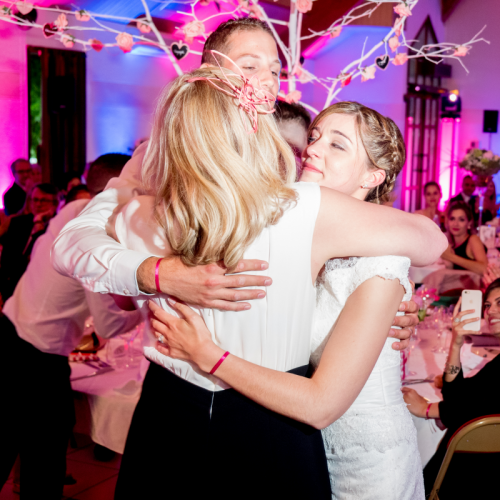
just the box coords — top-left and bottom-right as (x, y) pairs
(150, 276), (405, 429)
(312, 187), (448, 280)
(441, 236), (488, 275)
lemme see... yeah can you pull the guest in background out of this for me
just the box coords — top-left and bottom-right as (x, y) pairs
(402, 279), (500, 497)
(65, 184), (91, 205)
(414, 181), (446, 231)
(275, 101), (311, 177)
(440, 201), (487, 275)
(0, 153), (141, 499)
(31, 164), (42, 185)
(478, 178), (499, 224)
(449, 175), (478, 225)
(0, 183), (58, 302)
(3, 159), (32, 216)
(0, 209), (11, 240)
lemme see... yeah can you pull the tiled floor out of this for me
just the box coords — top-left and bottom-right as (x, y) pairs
(0, 434), (122, 500)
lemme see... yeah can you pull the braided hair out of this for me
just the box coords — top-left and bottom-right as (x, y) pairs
(308, 101), (405, 204)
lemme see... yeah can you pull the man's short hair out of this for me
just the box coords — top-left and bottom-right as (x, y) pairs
(86, 153), (131, 196)
(463, 175), (473, 182)
(10, 158), (30, 175)
(202, 18), (273, 65)
(275, 101), (312, 131)
(34, 183), (59, 199)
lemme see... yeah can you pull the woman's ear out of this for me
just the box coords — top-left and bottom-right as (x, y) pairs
(363, 168), (386, 189)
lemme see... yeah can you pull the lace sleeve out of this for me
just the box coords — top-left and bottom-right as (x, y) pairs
(352, 256), (412, 301)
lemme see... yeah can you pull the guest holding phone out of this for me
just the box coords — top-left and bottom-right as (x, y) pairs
(403, 279), (500, 496)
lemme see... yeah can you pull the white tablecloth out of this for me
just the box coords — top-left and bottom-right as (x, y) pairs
(406, 326), (493, 467)
(409, 264), (446, 284)
(70, 337), (149, 454)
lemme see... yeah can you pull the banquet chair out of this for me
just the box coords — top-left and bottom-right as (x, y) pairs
(428, 414), (500, 500)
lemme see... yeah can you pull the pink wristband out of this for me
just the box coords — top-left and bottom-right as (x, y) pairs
(210, 351), (230, 375)
(425, 403), (432, 420)
(155, 258), (163, 294)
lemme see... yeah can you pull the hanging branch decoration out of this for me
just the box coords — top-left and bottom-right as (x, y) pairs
(0, 0), (489, 112)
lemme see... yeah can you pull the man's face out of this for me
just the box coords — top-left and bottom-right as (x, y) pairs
(218, 30), (281, 98)
(462, 177), (476, 197)
(277, 119), (308, 175)
(31, 187), (56, 216)
(13, 160), (32, 188)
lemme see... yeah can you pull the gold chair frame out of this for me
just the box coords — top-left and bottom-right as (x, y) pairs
(428, 414), (500, 500)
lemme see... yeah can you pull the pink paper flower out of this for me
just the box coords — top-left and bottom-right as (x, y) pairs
(330, 26), (342, 38)
(116, 32), (134, 53)
(75, 10), (90, 22)
(137, 20), (152, 33)
(389, 36), (400, 52)
(296, 0), (313, 14)
(393, 3), (412, 17)
(55, 13), (68, 32)
(61, 35), (75, 48)
(16, 2), (33, 15)
(341, 73), (352, 87)
(394, 18), (403, 37)
(89, 39), (104, 52)
(200, 0), (211, 5)
(392, 53), (408, 66)
(183, 21), (205, 43)
(248, 4), (262, 19)
(361, 66), (376, 82)
(285, 90), (302, 104)
(43, 23), (58, 38)
(453, 45), (469, 57)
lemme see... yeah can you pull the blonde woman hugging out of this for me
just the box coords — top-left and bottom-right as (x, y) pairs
(110, 65), (446, 498)
(147, 99), (437, 499)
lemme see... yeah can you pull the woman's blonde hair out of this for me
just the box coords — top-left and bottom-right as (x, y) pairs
(309, 101), (406, 204)
(142, 67), (297, 268)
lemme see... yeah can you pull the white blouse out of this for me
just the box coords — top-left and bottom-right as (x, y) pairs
(114, 182), (321, 392)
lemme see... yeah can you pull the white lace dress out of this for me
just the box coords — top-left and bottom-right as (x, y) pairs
(310, 256), (425, 500)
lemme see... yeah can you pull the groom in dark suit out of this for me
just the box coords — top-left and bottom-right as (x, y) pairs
(3, 159), (33, 216)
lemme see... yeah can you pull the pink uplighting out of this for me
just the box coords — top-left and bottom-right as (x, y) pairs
(437, 117), (461, 210)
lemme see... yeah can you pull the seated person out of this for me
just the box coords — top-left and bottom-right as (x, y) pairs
(0, 183), (58, 301)
(414, 181), (445, 231)
(403, 279), (500, 497)
(478, 178), (499, 225)
(440, 201), (487, 275)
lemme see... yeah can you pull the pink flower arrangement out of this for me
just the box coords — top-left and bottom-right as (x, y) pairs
(453, 45), (469, 57)
(183, 20), (205, 43)
(285, 90), (302, 104)
(55, 13), (68, 32)
(392, 53), (408, 66)
(388, 36), (400, 52)
(330, 26), (342, 38)
(137, 20), (152, 33)
(89, 39), (104, 52)
(116, 32), (134, 53)
(16, 2), (33, 15)
(393, 2), (412, 17)
(361, 66), (376, 82)
(296, 0), (313, 14)
(75, 10), (90, 22)
(61, 35), (75, 48)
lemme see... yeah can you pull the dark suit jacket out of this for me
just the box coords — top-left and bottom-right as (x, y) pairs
(0, 213), (47, 302)
(423, 355), (500, 497)
(3, 182), (26, 216)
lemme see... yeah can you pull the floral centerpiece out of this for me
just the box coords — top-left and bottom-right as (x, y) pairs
(459, 149), (500, 179)
(414, 287), (440, 322)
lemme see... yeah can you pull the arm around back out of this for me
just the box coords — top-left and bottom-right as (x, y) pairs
(312, 187), (448, 278)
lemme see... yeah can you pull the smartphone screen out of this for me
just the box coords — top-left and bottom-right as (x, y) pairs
(461, 290), (482, 332)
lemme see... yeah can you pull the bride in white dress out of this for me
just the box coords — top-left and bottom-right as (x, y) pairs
(144, 102), (425, 498)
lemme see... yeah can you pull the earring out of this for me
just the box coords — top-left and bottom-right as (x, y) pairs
(362, 183), (369, 189)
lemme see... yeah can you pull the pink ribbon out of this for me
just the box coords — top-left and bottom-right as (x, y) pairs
(187, 50), (275, 133)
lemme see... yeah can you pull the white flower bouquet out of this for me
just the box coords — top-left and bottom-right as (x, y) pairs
(459, 149), (500, 177)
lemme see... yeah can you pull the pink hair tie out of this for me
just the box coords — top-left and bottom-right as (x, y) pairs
(155, 258), (163, 294)
(425, 403), (432, 420)
(210, 351), (230, 375)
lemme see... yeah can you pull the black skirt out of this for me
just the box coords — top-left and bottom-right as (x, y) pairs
(115, 362), (331, 500)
